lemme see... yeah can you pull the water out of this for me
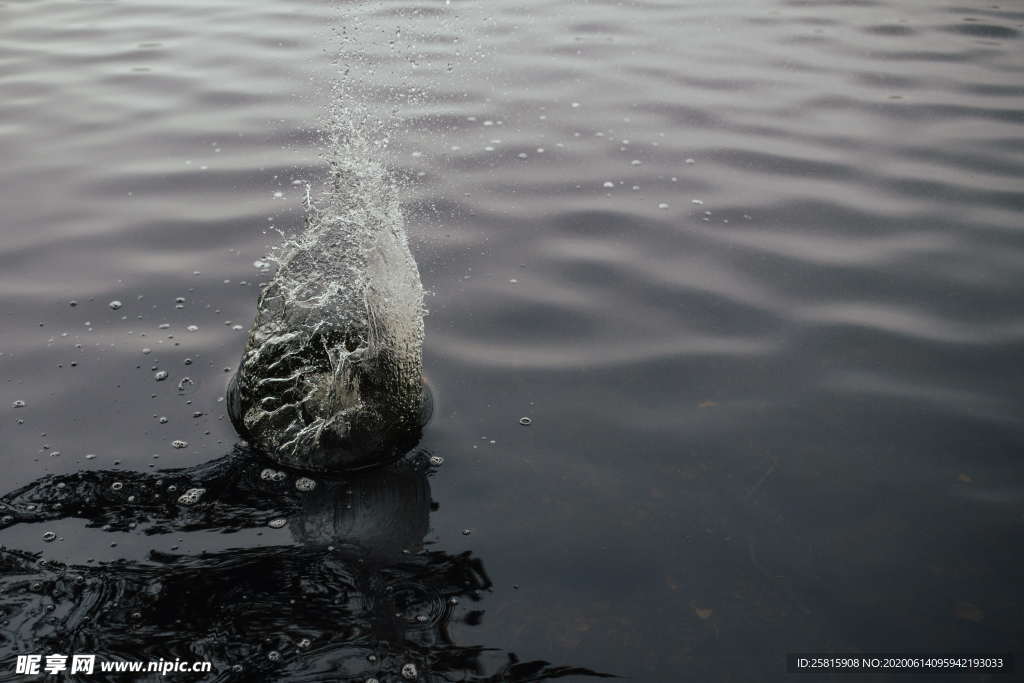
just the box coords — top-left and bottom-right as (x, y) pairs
(1, 0), (1022, 681)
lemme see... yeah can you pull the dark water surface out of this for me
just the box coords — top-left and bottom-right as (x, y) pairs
(2, 0), (1023, 680)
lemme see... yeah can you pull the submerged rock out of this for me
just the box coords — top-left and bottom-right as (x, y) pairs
(228, 131), (427, 472)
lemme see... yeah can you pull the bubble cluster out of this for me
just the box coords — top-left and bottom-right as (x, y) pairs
(261, 468), (287, 482)
(177, 488), (206, 505)
(295, 477), (317, 492)
(171, 440), (189, 449)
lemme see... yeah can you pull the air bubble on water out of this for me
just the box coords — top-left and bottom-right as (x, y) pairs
(429, 455), (444, 466)
(177, 377), (193, 391)
(111, 482), (124, 491)
(602, 181), (614, 188)
(691, 199), (704, 205)
(12, 400), (25, 408)
(630, 159), (642, 166)
(267, 650), (281, 661)
(658, 203), (669, 210)
(159, 323), (170, 329)
(295, 477), (317, 492)
(171, 440), (188, 449)
(154, 370), (168, 381)
(109, 300), (123, 310)
(142, 348), (152, 354)
(42, 531), (56, 543)
(85, 454), (96, 460)
(186, 325), (198, 332)
(401, 663), (418, 680)
(685, 158), (695, 164)
(254, 260), (269, 270)
(519, 417), (532, 425)
(268, 518), (287, 529)
(177, 488), (205, 505)
(159, 417), (168, 424)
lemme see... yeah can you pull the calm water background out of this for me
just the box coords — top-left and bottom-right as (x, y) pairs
(2, 0), (1023, 680)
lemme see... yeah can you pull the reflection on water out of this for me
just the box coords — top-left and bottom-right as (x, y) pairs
(0, 451), (612, 681)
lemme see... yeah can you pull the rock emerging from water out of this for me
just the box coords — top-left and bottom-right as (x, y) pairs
(228, 132), (426, 472)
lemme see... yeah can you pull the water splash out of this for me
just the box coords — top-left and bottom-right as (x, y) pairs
(230, 119), (426, 472)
